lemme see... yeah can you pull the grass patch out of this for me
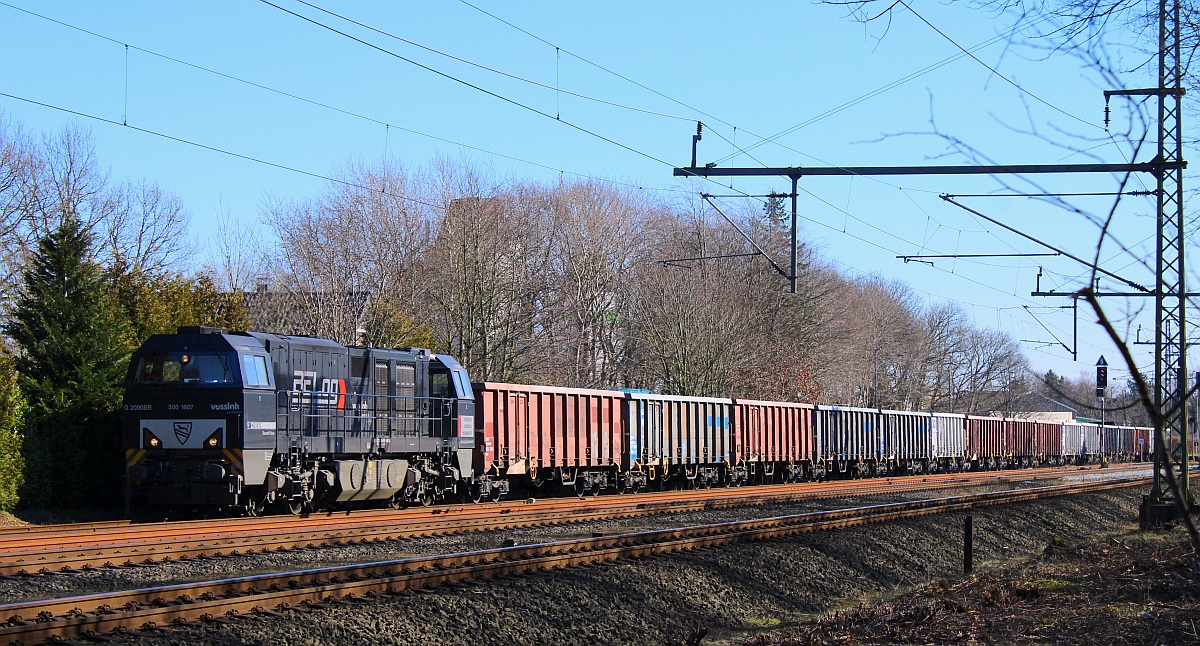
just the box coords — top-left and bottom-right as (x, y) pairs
(742, 617), (781, 629)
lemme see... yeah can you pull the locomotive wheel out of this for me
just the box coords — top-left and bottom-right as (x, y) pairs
(286, 498), (307, 516)
(240, 499), (258, 517)
(419, 487), (435, 507)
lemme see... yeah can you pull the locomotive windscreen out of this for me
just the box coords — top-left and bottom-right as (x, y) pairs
(132, 351), (238, 385)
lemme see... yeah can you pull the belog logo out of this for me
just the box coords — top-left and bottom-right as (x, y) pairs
(173, 422), (193, 444)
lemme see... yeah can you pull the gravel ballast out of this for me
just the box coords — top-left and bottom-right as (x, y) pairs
(28, 486), (1143, 646)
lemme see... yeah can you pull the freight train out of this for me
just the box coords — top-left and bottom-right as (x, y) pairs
(122, 328), (1153, 516)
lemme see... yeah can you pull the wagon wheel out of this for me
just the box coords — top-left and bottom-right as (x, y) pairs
(470, 485), (485, 504)
(489, 485), (503, 503)
(286, 498), (307, 516)
(419, 485), (436, 507)
(574, 478), (588, 499)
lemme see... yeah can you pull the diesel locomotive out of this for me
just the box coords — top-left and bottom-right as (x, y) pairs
(122, 327), (482, 516)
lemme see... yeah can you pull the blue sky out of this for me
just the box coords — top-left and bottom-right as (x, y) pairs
(0, 1), (1175, 387)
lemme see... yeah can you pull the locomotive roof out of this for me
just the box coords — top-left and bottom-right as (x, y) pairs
(246, 331), (345, 352)
(134, 329), (265, 354)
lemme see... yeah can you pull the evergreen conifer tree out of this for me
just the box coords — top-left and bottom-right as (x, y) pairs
(0, 353), (24, 513)
(3, 213), (130, 507)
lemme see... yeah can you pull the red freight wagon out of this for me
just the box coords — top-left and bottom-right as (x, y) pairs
(1005, 419), (1062, 467)
(473, 382), (627, 496)
(1132, 426), (1153, 460)
(1009, 419), (1034, 465)
(732, 399), (815, 483)
(1033, 421), (1063, 465)
(966, 416), (1006, 469)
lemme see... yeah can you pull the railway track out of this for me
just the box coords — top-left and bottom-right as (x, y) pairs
(0, 476), (1149, 645)
(0, 466), (1133, 577)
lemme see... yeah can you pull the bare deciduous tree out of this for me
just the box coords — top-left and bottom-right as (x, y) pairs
(535, 180), (644, 387)
(419, 162), (549, 382)
(98, 180), (190, 275)
(261, 160), (433, 345)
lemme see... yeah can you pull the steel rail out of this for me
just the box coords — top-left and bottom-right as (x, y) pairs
(0, 467), (1120, 576)
(0, 464), (1129, 542)
(0, 466), (1141, 575)
(0, 477), (1148, 645)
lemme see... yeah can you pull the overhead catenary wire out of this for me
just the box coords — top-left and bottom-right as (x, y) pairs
(0, 0), (691, 197)
(3, 3), (1139, 363)
(0, 90), (449, 210)
(291, 0), (697, 123)
(897, 0), (1102, 131)
(456, 0), (744, 133)
(257, 0), (697, 178)
(711, 8), (1073, 164)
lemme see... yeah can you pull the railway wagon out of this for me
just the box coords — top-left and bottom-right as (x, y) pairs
(1132, 426), (1153, 460)
(814, 405), (886, 478)
(1081, 423), (1102, 461)
(1062, 421), (1089, 462)
(1003, 419), (1062, 467)
(1102, 424), (1133, 459)
(473, 382), (629, 498)
(730, 399), (815, 483)
(1107, 424), (1155, 461)
(965, 416), (1006, 469)
(626, 392), (733, 488)
(881, 409), (934, 475)
(931, 412), (967, 472)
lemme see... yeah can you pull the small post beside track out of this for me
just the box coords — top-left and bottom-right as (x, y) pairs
(964, 515), (974, 574)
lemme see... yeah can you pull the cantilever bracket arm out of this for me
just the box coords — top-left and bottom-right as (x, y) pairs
(940, 195), (1150, 294)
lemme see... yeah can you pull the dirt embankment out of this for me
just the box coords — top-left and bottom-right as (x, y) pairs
(92, 488), (1168, 646)
(741, 526), (1198, 645)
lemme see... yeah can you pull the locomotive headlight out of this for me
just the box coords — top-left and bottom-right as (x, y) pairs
(204, 427), (223, 448)
(142, 427), (162, 448)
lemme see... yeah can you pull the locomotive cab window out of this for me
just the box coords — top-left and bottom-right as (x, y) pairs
(430, 370), (453, 400)
(430, 368), (472, 400)
(133, 351), (237, 385)
(241, 354), (272, 388)
(452, 369), (473, 399)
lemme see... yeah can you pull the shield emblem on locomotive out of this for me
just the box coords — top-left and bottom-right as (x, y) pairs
(173, 422), (193, 444)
